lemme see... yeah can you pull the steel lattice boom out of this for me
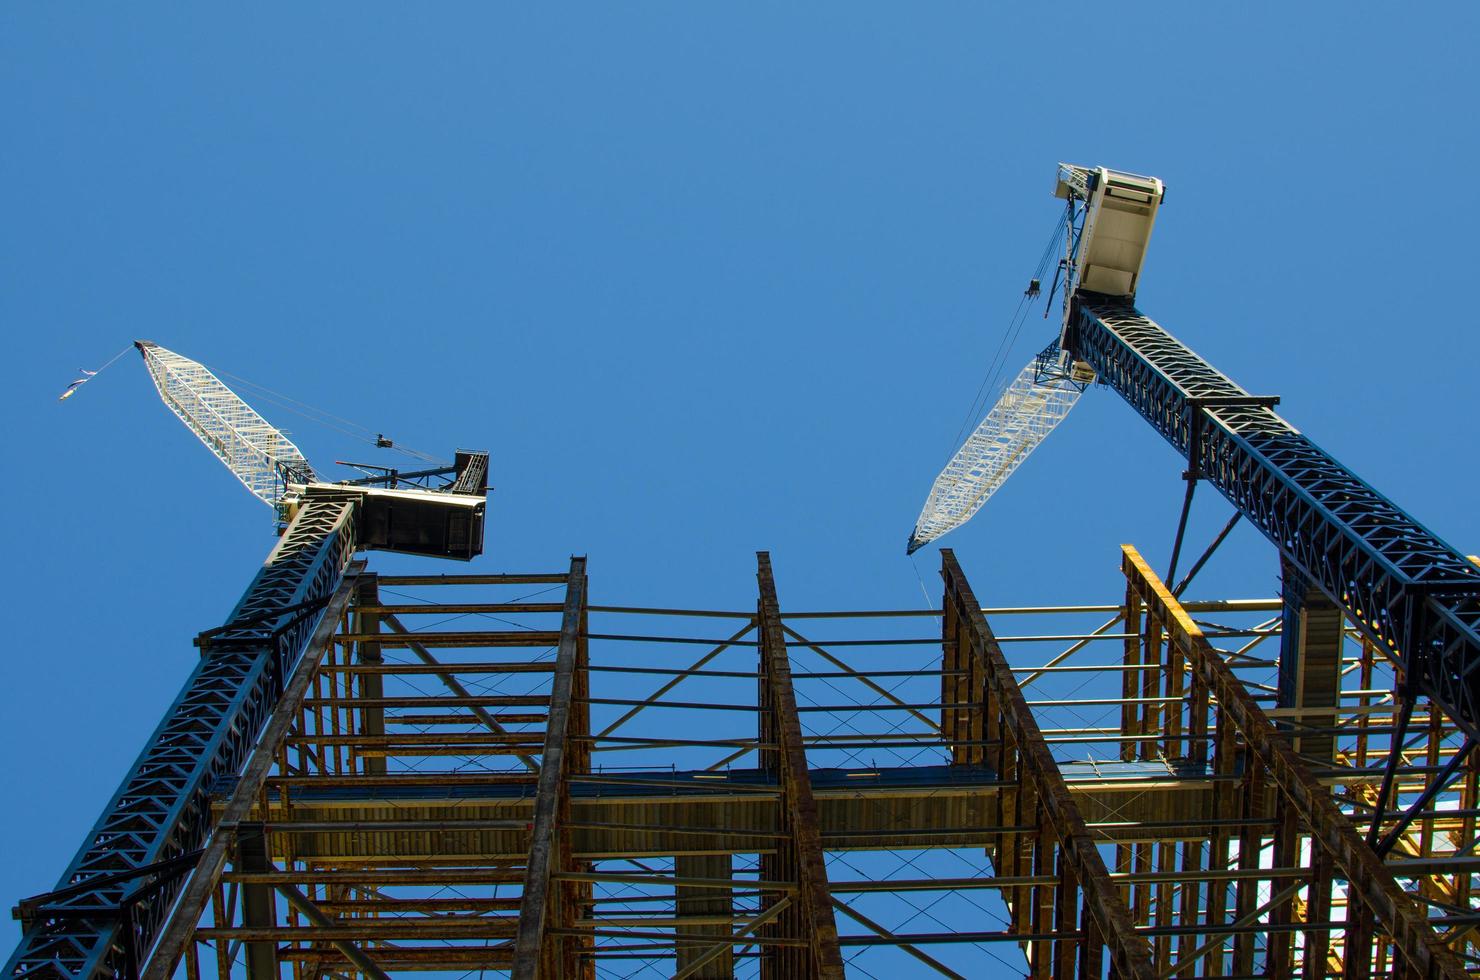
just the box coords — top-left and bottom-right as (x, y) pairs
(4, 499), (359, 979)
(908, 354), (1083, 553)
(3, 345), (489, 979)
(136, 341), (315, 506)
(1065, 292), (1480, 740)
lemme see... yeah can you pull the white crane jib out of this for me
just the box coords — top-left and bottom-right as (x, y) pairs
(906, 165), (1165, 555)
(135, 340), (489, 560)
(137, 340), (316, 506)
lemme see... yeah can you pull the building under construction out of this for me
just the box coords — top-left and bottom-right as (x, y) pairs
(8, 166), (1480, 978)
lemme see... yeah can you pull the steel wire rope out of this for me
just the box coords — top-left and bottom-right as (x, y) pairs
(213, 365), (447, 464)
(944, 214), (1066, 458)
(828, 849), (1018, 974)
(815, 610), (1154, 968)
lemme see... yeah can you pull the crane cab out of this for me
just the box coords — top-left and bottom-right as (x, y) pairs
(284, 451), (489, 561)
(1056, 165), (1164, 300)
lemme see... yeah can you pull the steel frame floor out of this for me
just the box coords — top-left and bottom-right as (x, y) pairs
(140, 547), (1479, 979)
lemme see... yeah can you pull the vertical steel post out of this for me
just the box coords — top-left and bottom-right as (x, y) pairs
(755, 552), (845, 980)
(941, 549), (1157, 980)
(513, 556), (588, 979)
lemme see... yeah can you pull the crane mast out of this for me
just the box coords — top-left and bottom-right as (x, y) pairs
(6, 346), (488, 980)
(1063, 293), (1480, 740)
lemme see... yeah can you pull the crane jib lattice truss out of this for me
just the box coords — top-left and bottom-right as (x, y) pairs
(908, 355), (1083, 552)
(136, 342), (315, 506)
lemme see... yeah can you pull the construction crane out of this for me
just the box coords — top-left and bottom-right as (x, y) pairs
(910, 162), (1480, 833)
(6, 343), (489, 980)
(908, 164), (1164, 554)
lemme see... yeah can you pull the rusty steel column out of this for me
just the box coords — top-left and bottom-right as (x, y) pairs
(940, 549), (1156, 980)
(352, 574), (387, 776)
(756, 552), (845, 980)
(675, 853), (735, 977)
(1278, 560), (1344, 762)
(1121, 545), (1468, 980)
(513, 556), (589, 979)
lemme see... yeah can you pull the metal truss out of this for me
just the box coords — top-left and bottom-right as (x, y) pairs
(136, 342), (315, 506)
(23, 546), (1480, 978)
(908, 352), (1084, 554)
(5, 500), (356, 979)
(1066, 294), (1480, 745)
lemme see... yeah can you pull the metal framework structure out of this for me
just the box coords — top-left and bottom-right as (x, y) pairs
(1065, 294), (1480, 750)
(7, 498), (357, 978)
(136, 342), (316, 505)
(908, 353), (1084, 554)
(11, 546), (1474, 978)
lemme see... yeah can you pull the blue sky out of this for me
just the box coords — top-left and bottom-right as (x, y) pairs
(3, 2), (1478, 966)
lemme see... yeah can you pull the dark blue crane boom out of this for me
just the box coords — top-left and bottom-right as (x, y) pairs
(913, 163), (1480, 748)
(1064, 293), (1480, 740)
(5, 345), (489, 979)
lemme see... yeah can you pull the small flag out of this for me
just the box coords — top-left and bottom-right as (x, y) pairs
(57, 345), (132, 403)
(58, 377), (90, 401)
(58, 368), (102, 401)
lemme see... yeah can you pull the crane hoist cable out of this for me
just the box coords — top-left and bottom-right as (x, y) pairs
(946, 215), (1067, 454)
(213, 366), (446, 464)
(908, 164), (1164, 555)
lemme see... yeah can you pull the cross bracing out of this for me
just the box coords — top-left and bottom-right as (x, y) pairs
(51, 548), (1477, 979)
(136, 341), (316, 506)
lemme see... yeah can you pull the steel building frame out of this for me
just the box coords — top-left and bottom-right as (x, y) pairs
(32, 546), (1459, 978)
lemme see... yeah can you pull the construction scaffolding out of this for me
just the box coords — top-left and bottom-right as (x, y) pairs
(89, 546), (1480, 979)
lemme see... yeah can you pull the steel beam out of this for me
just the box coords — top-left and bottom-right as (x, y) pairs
(1278, 560), (1344, 761)
(352, 574), (386, 777)
(674, 854), (734, 978)
(512, 556), (589, 979)
(940, 548), (1156, 980)
(1122, 544), (1468, 980)
(756, 552), (846, 980)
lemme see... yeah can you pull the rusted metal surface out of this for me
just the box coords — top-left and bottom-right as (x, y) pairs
(941, 548), (1157, 980)
(513, 555), (589, 979)
(1122, 544), (1468, 980)
(756, 552), (846, 979)
(131, 547), (1480, 977)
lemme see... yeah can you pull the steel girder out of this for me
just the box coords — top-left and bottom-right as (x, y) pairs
(1067, 294), (1480, 740)
(512, 555), (590, 979)
(1121, 545), (1468, 979)
(755, 553), (846, 980)
(940, 549), (1156, 980)
(4, 500), (357, 979)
